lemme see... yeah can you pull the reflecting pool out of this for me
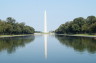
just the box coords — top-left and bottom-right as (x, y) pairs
(0, 35), (96, 63)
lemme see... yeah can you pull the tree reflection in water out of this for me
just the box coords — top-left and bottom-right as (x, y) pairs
(0, 35), (35, 54)
(55, 35), (96, 54)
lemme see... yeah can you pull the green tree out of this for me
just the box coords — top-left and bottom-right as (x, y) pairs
(89, 23), (96, 33)
(6, 17), (16, 24)
(82, 24), (89, 33)
(72, 24), (80, 33)
(87, 16), (96, 24)
(5, 24), (13, 34)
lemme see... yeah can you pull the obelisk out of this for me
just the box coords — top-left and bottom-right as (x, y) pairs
(44, 10), (47, 33)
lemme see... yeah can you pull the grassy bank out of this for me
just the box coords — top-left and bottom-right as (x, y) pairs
(72, 34), (96, 36)
(56, 33), (96, 38)
(66, 34), (96, 38)
(0, 34), (34, 38)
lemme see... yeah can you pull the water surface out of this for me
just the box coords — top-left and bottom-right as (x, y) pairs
(0, 35), (96, 63)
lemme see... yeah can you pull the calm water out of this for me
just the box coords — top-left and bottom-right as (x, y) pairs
(0, 35), (96, 63)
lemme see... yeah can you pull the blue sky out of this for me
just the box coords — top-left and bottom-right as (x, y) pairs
(0, 0), (96, 31)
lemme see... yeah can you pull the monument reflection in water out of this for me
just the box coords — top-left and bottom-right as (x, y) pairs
(44, 34), (48, 59)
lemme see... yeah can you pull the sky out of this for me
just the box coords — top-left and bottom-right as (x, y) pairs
(0, 0), (96, 31)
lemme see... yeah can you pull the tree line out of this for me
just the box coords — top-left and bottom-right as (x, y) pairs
(0, 17), (35, 35)
(55, 16), (96, 34)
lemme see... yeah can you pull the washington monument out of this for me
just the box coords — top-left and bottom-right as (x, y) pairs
(44, 10), (48, 33)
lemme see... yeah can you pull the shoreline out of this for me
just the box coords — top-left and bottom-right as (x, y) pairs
(0, 34), (34, 38)
(1, 33), (96, 38)
(55, 34), (96, 38)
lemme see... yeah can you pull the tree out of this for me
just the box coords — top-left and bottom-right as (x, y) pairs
(89, 23), (96, 33)
(6, 17), (16, 24)
(5, 24), (13, 34)
(0, 21), (4, 34)
(72, 24), (80, 33)
(87, 16), (96, 24)
(13, 23), (22, 34)
(82, 24), (89, 33)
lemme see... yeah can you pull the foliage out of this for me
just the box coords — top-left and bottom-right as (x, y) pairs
(0, 17), (35, 35)
(55, 16), (96, 34)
